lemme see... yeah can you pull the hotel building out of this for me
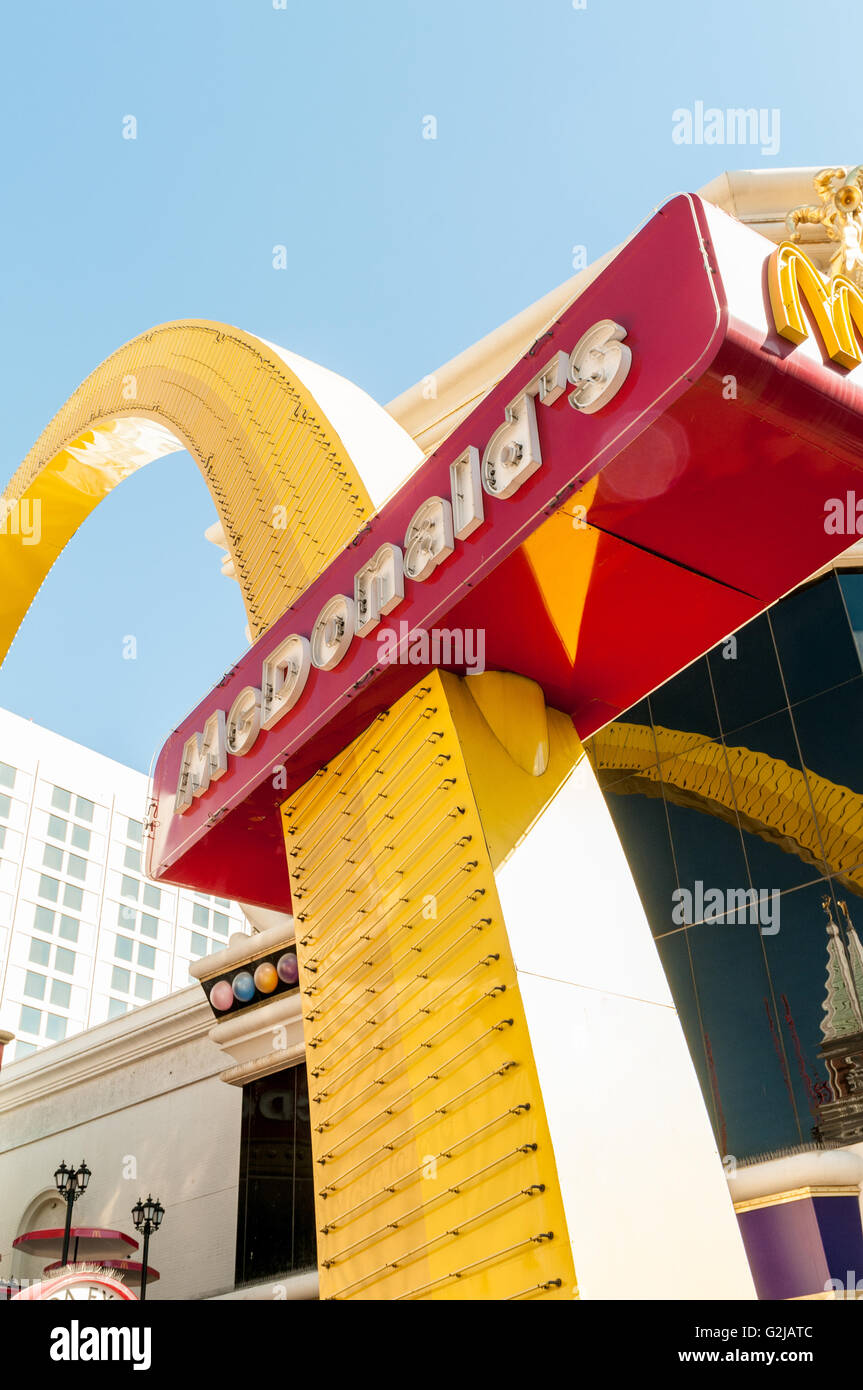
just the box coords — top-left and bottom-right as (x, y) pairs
(0, 707), (250, 1062)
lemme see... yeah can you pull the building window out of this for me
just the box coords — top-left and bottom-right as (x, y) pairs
(54, 947), (75, 976)
(51, 787), (71, 812)
(58, 915), (79, 943)
(0, 762), (16, 790)
(29, 938), (51, 967)
(33, 905), (55, 934)
(142, 883), (160, 910)
(111, 966), (130, 994)
(19, 1005), (41, 1035)
(66, 854), (86, 881)
(38, 875), (59, 903)
(75, 796), (94, 823)
(23, 971), (46, 1000)
(70, 824), (90, 851)
(45, 1014), (67, 1042)
(127, 818), (144, 844)
(115, 935), (134, 962)
(43, 844), (63, 871)
(15, 1041), (36, 1060)
(63, 884), (82, 911)
(124, 846), (141, 872)
(0, 793), (10, 820)
(108, 998), (127, 1019)
(121, 876), (140, 902)
(140, 913), (158, 939)
(50, 980), (71, 1009)
(213, 912), (230, 937)
(192, 903), (209, 929)
(137, 943), (155, 970)
(236, 1066), (316, 1284)
(47, 815), (67, 842)
(117, 904), (137, 929)
(134, 975), (153, 1002)
(190, 932), (208, 958)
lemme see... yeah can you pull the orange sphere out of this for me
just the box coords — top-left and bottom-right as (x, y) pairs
(253, 961), (279, 994)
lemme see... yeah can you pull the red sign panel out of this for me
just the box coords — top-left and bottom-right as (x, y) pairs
(148, 194), (863, 909)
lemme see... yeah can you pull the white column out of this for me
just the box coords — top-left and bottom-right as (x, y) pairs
(495, 757), (755, 1299)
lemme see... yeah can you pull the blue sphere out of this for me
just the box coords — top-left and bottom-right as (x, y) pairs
(232, 971), (256, 1003)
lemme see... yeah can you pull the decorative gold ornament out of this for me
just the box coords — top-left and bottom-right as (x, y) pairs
(786, 166), (863, 289)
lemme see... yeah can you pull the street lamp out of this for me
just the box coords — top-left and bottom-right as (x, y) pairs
(131, 1195), (164, 1301)
(53, 1159), (91, 1267)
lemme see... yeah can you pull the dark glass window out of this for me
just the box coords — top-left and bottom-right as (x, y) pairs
(838, 572), (863, 669)
(769, 572), (859, 705)
(235, 1065), (316, 1285)
(725, 707), (830, 892)
(707, 613), (786, 737)
(588, 570), (863, 1163)
(648, 657), (720, 742)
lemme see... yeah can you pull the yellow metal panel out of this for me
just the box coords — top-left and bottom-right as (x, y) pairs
(282, 671), (577, 1300)
(0, 321), (374, 663)
(447, 672), (584, 872)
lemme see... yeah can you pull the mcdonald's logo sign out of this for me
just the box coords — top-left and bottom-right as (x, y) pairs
(768, 241), (863, 370)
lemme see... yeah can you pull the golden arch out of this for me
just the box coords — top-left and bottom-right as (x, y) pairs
(768, 240), (863, 369)
(589, 720), (863, 895)
(0, 320), (376, 664)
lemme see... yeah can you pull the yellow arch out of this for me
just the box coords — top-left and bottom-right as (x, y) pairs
(0, 320), (376, 662)
(589, 721), (863, 894)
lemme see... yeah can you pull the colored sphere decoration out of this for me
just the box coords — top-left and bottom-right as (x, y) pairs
(277, 952), (299, 985)
(232, 971), (256, 1003)
(209, 980), (234, 1012)
(208, 953), (299, 1015)
(253, 961), (279, 994)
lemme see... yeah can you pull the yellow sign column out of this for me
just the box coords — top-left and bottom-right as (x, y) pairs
(281, 671), (578, 1300)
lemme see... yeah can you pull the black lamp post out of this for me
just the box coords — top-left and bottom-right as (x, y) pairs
(131, 1195), (164, 1301)
(53, 1159), (91, 1267)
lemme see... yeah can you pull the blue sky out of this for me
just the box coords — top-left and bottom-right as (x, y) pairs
(0, 0), (856, 770)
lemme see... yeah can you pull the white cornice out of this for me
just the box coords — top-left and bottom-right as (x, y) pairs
(728, 1148), (863, 1204)
(207, 991), (306, 1085)
(0, 986), (215, 1114)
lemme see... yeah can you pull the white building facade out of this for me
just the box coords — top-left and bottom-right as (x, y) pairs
(0, 707), (249, 1062)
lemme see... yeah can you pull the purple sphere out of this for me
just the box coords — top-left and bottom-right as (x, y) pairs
(277, 952), (299, 985)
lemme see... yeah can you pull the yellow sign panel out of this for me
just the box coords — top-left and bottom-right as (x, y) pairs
(282, 671), (576, 1300)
